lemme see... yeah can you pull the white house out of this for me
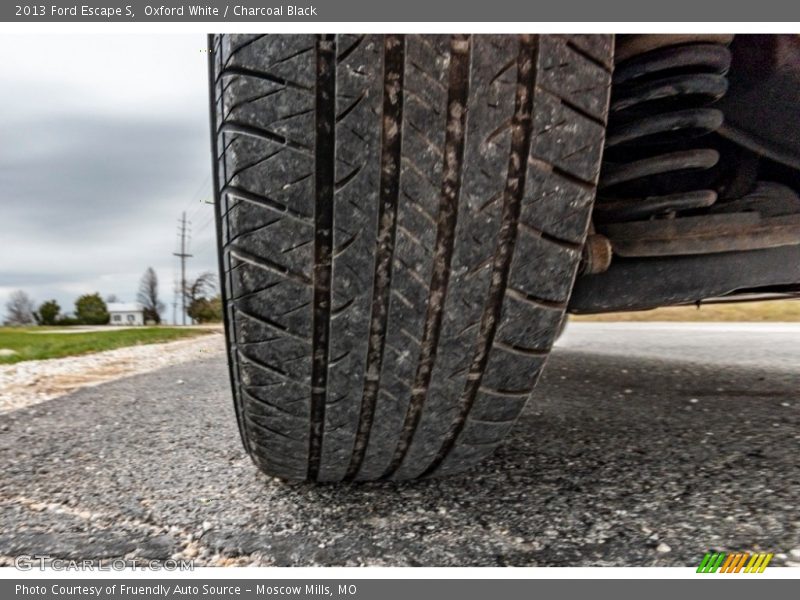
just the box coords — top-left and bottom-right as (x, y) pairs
(107, 302), (145, 326)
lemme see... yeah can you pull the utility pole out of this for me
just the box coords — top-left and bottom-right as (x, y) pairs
(173, 212), (192, 325)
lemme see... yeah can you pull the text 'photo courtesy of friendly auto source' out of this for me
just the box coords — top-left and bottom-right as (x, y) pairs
(17, 585), (302, 597)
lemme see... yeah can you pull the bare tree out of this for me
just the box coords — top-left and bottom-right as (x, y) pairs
(105, 294), (120, 303)
(184, 272), (217, 325)
(185, 272), (216, 305)
(4, 290), (36, 325)
(137, 267), (164, 325)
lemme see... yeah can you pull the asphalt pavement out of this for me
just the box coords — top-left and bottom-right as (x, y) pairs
(1, 322), (798, 567)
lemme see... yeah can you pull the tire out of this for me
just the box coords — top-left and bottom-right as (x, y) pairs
(209, 34), (613, 481)
(555, 315), (569, 342)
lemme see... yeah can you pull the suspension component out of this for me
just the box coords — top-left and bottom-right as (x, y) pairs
(574, 35), (800, 311)
(580, 233), (613, 274)
(595, 35), (733, 224)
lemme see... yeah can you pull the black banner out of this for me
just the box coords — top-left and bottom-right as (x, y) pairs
(4, 0), (800, 22)
(4, 579), (798, 600)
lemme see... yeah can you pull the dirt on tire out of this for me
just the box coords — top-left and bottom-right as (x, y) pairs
(209, 34), (612, 481)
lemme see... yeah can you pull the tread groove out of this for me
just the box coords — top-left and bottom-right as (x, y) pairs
(334, 163), (364, 191)
(307, 35), (337, 481)
(225, 147), (283, 183)
(551, 90), (607, 127)
(234, 305), (311, 343)
(217, 64), (314, 92)
(246, 414), (304, 441)
(346, 34), (406, 480)
(221, 185), (313, 223)
(421, 35), (540, 478)
(227, 218), (282, 245)
(224, 35), (266, 66)
(219, 122), (313, 155)
(243, 388), (304, 418)
(478, 385), (535, 398)
(337, 35), (365, 64)
(236, 348), (290, 379)
(228, 245), (311, 285)
(506, 287), (567, 310)
(518, 221), (583, 251)
(381, 35), (472, 480)
(564, 38), (613, 73)
(335, 90), (366, 123)
(493, 340), (549, 357)
(552, 164), (595, 189)
(223, 87), (283, 121)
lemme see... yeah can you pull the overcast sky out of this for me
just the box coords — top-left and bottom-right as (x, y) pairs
(0, 34), (216, 324)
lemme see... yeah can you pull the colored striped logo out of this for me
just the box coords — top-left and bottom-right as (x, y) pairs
(697, 552), (773, 573)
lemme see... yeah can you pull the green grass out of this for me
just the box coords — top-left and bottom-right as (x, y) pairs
(572, 300), (800, 322)
(0, 327), (213, 365)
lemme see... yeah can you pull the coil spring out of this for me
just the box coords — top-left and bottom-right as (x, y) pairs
(595, 35), (734, 223)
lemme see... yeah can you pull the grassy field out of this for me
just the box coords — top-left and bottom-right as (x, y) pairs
(572, 300), (800, 322)
(0, 327), (213, 365)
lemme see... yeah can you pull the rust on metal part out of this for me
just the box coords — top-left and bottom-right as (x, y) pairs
(600, 212), (800, 257)
(580, 233), (613, 274)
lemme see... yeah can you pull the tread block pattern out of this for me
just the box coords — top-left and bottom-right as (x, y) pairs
(539, 36), (612, 123)
(493, 292), (564, 350)
(392, 35), (520, 480)
(215, 34), (318, 480)
(355, 35), (452, 481)
(559, 35), (614, 70)
(435, 35), (611, 477)
(508, 227), (580, 303)
(317, 35), (384, 482)
(519, 165), (595, 244)
(480, 346), (546, 392)
(211, 34), (613, 481)
(529, 89), (607, 184)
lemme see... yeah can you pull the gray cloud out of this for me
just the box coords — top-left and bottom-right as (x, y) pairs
(0, 114), (208, 239)
(0, 35), (218, 322)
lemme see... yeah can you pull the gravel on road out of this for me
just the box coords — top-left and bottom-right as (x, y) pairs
(0, 332), (224, 414)
(0, 323), (798, 567)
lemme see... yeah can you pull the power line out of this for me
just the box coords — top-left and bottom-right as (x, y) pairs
(181, 173), (211, 213)
(187, 198), (211, 223)
(194, 213), (215, 235)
